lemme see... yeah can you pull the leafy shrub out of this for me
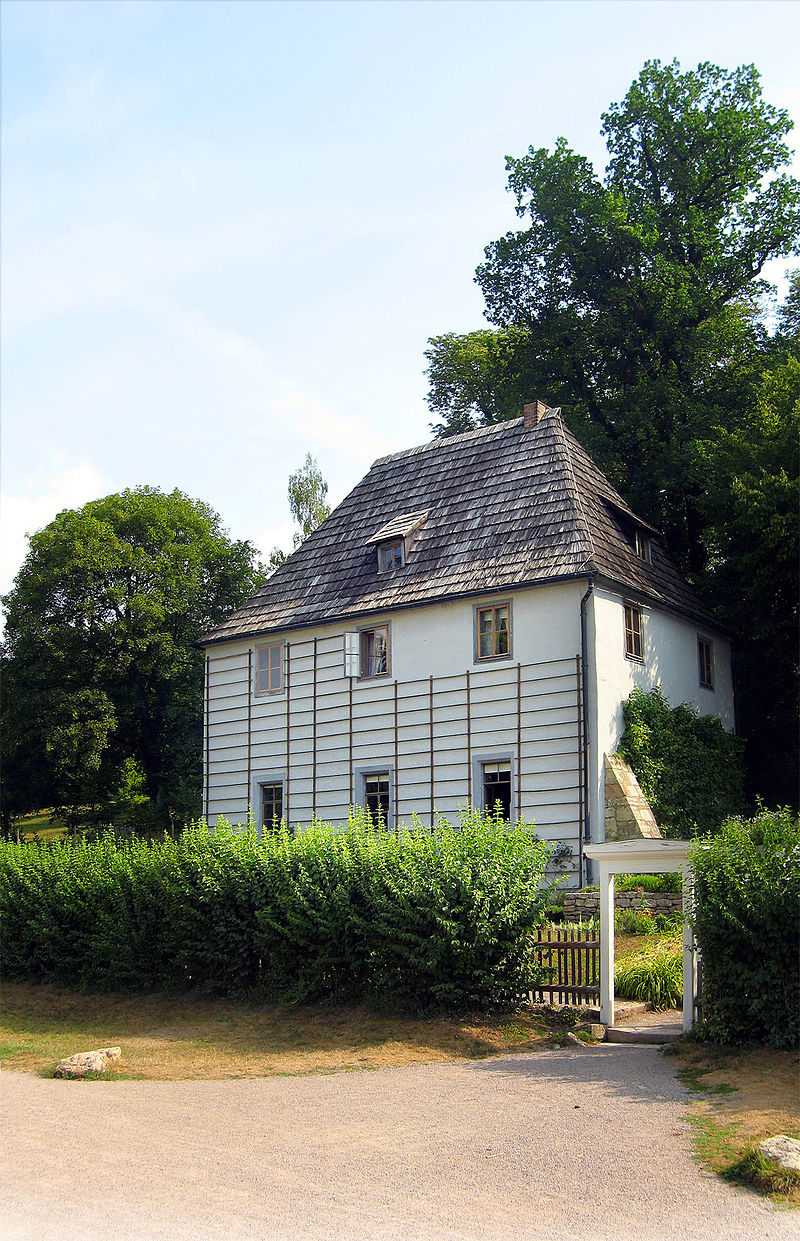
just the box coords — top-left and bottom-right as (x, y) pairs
(616, 872), (682, 893)
(689, 807), (800, 1049)
(653, 912), (683, 934)
(616, 908), (657, 935)
(614, 940), (683, 1009)
(0, 809), (553, 1012)
(619, 687), (746, 836)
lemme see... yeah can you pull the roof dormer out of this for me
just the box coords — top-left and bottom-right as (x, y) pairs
(366, 509), (428, 573)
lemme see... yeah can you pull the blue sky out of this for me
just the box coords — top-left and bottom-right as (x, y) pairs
(2, 0), (799, 596)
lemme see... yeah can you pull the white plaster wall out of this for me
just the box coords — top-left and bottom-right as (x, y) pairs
(586, 585), (735, 847)
(202, 580), (588, 880)
(390, 580), (584, 680)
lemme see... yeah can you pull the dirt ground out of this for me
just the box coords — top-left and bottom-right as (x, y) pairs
(3, 1044), (796, 1241)
(674, 1041), (800, 1203)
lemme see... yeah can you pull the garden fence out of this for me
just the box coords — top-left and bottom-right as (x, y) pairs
(531, 924), (600, 1006)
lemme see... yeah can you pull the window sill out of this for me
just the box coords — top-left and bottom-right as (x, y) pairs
(624, 653), (644, 664)
(475, 653), (513, 665)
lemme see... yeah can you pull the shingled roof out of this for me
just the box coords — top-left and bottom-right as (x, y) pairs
(202, 409), (720, 645)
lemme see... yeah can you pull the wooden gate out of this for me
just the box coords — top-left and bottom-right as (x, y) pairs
(531, 924), (600, 1006)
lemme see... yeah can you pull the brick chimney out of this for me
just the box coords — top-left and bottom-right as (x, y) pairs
(523, 399), (551, 428)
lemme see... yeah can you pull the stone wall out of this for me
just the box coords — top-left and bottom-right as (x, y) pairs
(604, 754), (661, 840)
(560, 888), (683, 921)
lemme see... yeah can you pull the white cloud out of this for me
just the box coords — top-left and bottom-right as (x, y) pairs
(0, 458), (107, 599)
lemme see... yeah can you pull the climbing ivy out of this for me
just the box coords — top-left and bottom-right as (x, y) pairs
(618, 688), (746, 837)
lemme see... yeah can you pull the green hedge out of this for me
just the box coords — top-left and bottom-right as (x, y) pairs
(0, 809), (553, 1012)
(689, 808), (800, 1049)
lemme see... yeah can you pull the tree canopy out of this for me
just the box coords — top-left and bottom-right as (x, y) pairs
(1, 487), (265, 830)
(427, 59), (799, 571)
(425, 59), (799, 807)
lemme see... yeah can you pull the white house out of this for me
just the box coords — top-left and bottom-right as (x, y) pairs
(199, 402), (734, 885)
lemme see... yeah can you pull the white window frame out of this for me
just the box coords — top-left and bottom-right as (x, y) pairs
(377, 540), (405, 573)
(356, 765), (394, 828)
(251, 772), (286, 833)
(697, 636), (714, 690)
(623, 603), (644, 663)
(472, 752), (516, 822)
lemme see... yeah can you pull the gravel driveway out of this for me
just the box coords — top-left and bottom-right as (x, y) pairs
(1, 1044), (794, 1241)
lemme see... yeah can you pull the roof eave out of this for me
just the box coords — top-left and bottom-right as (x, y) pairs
(197, 567), (598, 648)
(591, 572), (729, 637)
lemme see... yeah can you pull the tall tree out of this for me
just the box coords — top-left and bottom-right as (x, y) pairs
(288, 453), (331, 547)
(268, 453), (332, 568)
(427, 60), (800, 572)
(1, 487), (265, 830)
(699, 334), (800, 804)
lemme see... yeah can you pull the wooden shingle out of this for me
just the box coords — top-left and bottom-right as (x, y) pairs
(201, 411), (719, 645)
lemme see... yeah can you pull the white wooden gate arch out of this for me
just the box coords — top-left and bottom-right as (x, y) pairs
(584, 839), (697, 1033)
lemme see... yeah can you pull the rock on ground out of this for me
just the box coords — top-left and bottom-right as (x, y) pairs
(759, 1135), (800, 1173)
(55, 1047), (121, 1079)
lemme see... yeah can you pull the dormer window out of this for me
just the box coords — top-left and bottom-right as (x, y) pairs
(634, 530), (652, 563)
(602, 498), (657, 565)
(367, 509), (428, 574)
(378, 540), (405, 573)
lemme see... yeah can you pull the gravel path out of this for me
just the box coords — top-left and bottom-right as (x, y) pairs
(1, 1045), (794, 1241)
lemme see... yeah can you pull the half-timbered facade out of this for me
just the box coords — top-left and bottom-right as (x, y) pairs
(200, 402), (734, 885)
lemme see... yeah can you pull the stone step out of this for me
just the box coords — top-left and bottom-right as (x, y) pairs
(606, 1023), (683, 1045)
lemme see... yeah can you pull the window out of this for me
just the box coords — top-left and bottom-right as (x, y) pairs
(377, 540), (404, 572)
(624, 603), (643, 661)
(483, 762), (512, 821)
(260, 781), (283, 830)
(477, 604), (510, 660)
(364, 772), (390, 826)
(360, 626), (389, 677)
(634, 530), (652, 563)
(698, 637), (714, 690)
(256, 642), (283, 694)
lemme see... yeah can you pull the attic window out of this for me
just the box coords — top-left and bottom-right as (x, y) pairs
(378, 540), (404, 572)
(367, 509), (427, 572)
(634, 530), (652, 563)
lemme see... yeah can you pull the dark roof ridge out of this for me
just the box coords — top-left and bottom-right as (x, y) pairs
(371, 417), (524, 468)
(558, 421), (660, 535)
(551, 413), (596, 571)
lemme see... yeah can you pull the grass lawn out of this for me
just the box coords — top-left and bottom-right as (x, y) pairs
(16, 811), (69, 841)
(672, 1041), (800, 1206)
(0, 933), (660, 1081)
(0, 981), (575, 1079)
